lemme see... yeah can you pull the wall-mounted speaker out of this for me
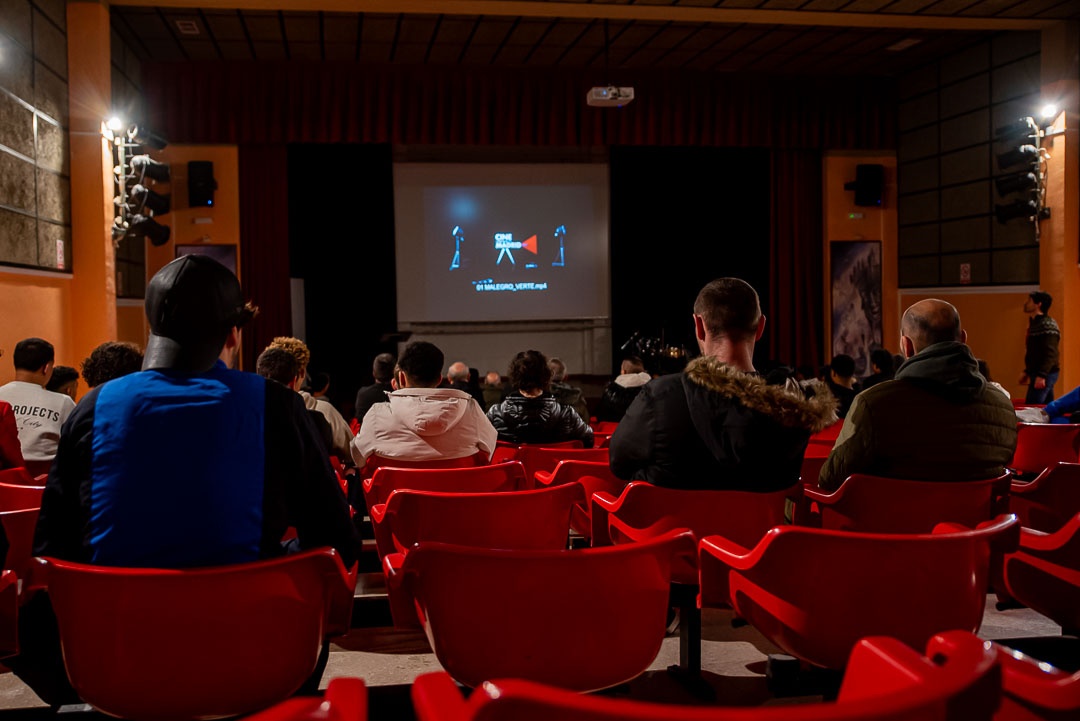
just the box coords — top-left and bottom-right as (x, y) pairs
(188, 161), (217, 208)
(844, 164), (884, 207)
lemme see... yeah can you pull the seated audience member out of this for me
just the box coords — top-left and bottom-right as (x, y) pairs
(861, 348), (895, 390)
(0, 338), (75, 474)
(609, 278), (834, 491)
(595, 356), (651, 423)
(977, 359), (1010, 400)
(257, 347), (335, 454)
(45, 366), (79, 401)
(481, 370), (504, 410)
(22, 255), (359, 704)
(487, 350), (594, 447)
(269, 336), (354, 463)
(80, 341), (144, 389)
(547, 357), (590, 422)
(351, 341), (497, 465)
(818, 299), (1017, 491)
(825, 354), (859, 418)
(354, 352), (395, 424)
(447, 361), (486, 406)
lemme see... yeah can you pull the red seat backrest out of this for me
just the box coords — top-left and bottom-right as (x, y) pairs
(1011, 423), (1080, 476)
(987, 636), (1080, 720)
(0, 481), (43, 512)
(0, 468), (38, 488)
(0, 508), (39, 584)
(999, 513), (1080, 633)
(1009, 462), (1080, 533)
(365, 461), (528, 510)
(516, 446), (608, 483)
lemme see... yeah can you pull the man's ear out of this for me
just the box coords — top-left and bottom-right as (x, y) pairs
(900, 335), (915, 358)
(960, 328), (968, 344)
(396, 370), (408, 389)
(755, 315), (767, 341)
(693, 314), (706, 342)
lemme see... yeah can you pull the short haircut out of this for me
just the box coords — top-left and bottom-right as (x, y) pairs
(13, 337), (54, 371)
(693, 278), (762, 341)
(81, 342), (143, 388)
(1030, 291), (1052, 313)
(901, 299), (963, 352)
(548, 357), (567, 382)
(621, 356), (645, 374)
(830, 354), (856, 379)
(256, 346), (300, 386)
(447, 362), (470, 382)
(510, 350), (551, 393)
(372, 353), (396, 382)
(398, 341), (445, 387)
(268, 337), (311, 377)
(309, 371), (330, 394)
(46, 365), (79, 392)
(869, 348), (894, 374)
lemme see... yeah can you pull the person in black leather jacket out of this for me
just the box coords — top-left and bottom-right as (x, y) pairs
(486, 350), (594, 447)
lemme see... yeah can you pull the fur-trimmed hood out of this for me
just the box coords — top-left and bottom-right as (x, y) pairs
(683, 356), (837, 434)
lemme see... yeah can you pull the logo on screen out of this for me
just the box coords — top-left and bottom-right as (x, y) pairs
(494, 233), (537, 265)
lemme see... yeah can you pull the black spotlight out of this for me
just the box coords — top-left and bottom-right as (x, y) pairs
(128, 214), (171, 246)
(130, 184), (171, 215)
(996, 144), (1039, 171)
(129, 154), (171, 183)
(995, 171), (1038, 196)
(994, 198), (1039, 225)
(127, 124), (168, 151)
(994, 117), (1038, 140)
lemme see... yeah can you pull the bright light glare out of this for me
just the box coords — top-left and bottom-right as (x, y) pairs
(1040, 104), (1058, 120)
(106, 116), (123, 131)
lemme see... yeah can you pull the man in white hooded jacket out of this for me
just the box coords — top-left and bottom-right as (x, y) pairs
(350, 341), (497, 466)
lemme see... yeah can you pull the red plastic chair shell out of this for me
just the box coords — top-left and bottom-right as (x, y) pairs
(1011, 423), (1080, 476)
(241, 677), (367, 721)
(0, 508), (40, 591)
(533, 460), (625, 540)
(0, 481), (43, 511)
(1009, 462), (1080, 533)
(397, 530), (696, 691)
(0, 468), (38, 488)
(998, 513), (1080, 632)
(362, 461), (527, 512)
(39, 548), (357, 721)
(411, 629), (1000, 721)
(515, 446), (608, 487)
(699, 515), (1019, 670)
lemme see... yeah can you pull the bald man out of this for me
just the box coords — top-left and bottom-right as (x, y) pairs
(818, 299), (1017, 490)
(446, 360), (485, 406)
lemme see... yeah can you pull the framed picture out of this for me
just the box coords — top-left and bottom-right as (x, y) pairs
(175, 244), (237, 276)
(830, 240), (882, 376)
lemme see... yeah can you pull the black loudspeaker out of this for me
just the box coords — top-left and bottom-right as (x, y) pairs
(844, 164), (885, 207)
(188, 161), (217, 208)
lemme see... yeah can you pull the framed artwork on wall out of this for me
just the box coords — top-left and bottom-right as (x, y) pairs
(830, 240), (882, 377)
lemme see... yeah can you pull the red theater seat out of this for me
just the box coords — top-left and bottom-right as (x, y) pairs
(378, 483), (584, 626)
(38, 548), (356, 721)
(411, 630), (1000, 721)
(592, 421), (619, 435)
(0, 468), (38, 488)
(241, 677), (367, 721)
(993, 643), (1080, 721)
(0, 481), (43, 511)
(1009, 463), (1080, 533)
(699, 515), (1019, 670)
(392, 530), (695, 691)
(800, 473), (1009, 533)
(1011, 423), (1080, 478)
(515, 446), (608, 487)
(534, 460), (625, 542)
(362, 460), (526, 512)
(998, 513), (1080, 634)
(0, 570), (17, 659)
(0, 508), (40, 590)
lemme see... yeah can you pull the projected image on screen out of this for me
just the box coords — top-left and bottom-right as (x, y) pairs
(394, 164), (610, 323)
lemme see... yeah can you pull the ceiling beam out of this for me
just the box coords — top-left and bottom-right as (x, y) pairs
(106, 0), (1058, 32)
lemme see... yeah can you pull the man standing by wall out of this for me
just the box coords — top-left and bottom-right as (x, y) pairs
(1021, 290), (1059, 404)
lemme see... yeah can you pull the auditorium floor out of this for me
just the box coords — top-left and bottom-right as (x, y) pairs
(0, 596), (1067, 719)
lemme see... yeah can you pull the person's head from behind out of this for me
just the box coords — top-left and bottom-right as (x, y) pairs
(13, 337), (56, 385)
(829, 354), (856, 386)
(46, 365), (79, 400)
(396, 341), (445, 389)
(143, 255), (258, 373)
(692, 278), (765, 351)
(309, 371), (330, 396)
(484, 371), (501, 386)
(510, 350), (551, 394)
(372, 352), (395, 383)
(548, 357), (567, 383)
(81, 341), (144, 388)
(447, 361), (470, 384)
(1026, 291), (1052, 315)
(620, 356), (645, 375)
(268, 337), (311, 381)
(900, 299), (965, 358)
(256, 346), (302, 389)
(869, 348), (894, 375)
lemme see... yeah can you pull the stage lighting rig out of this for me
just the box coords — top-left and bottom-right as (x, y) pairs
(992, 113), (1053, 239)
(106, 117), (172, 247)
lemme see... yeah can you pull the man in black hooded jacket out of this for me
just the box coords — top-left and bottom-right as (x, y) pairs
(818, 298), (1017, 491)
(609, 278), (835, 492)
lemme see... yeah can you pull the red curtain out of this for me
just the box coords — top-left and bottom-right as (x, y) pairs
(238, 144), (291, 372)
(768, 150), (824, 368)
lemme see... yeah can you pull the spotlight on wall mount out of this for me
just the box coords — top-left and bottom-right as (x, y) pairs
(128, 154), (171, 183)
(129, 183), (171, 215)
(127, 124), (168, 151)
(994, 171), (1038, 196)
(996, 144), (1039, 171)
(127, 214), (171, 246)
(994, 198), (1040, 225)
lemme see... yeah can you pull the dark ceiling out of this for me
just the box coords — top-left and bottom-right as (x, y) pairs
(110, 1), (1077, 77)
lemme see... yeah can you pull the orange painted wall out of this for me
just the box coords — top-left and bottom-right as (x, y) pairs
(0, 273), (73, 383)
(116, 302), (147, 348)
(822, 153), (899, 365)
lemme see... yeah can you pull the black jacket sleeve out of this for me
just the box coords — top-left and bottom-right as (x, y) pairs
(558, 406), (594, 448)
(608, 385), (655, 481)
(264, 383), (362, 568)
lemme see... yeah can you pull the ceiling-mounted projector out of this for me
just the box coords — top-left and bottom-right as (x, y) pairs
(587, 86), (634, 108)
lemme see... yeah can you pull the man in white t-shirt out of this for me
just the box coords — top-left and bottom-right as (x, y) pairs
(0, 338), (76, 473)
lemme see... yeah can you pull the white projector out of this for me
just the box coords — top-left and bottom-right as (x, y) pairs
(587, 86), (635, 108)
